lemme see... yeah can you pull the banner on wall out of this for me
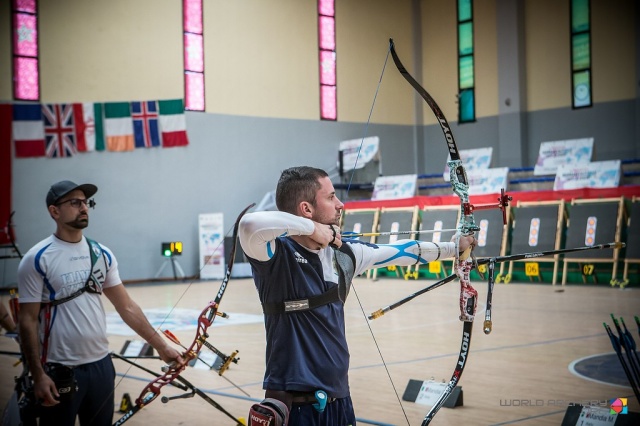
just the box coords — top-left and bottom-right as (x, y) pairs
(198, 213), (225, 279)
(443, 147), (493, 181)
(534, 138), (594, 176)
(338, 136), (380, 171)
(372, 174), (417, 200)
(553, 160), (621, 190)
(467, 167), (509, 195)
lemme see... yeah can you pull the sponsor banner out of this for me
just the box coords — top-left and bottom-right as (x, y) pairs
(372, 174), (417, 200)
(553, 160), (621, 190)
(534, 138), (593, 176)
(199, 213), (225, 279)
(338, 136), (380, 171)
(467, 167), (509, 195)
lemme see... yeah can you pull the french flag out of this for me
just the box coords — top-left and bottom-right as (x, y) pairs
(13, 104), (45, 157)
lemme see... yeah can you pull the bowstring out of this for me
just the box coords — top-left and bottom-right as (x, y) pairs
(343, 42), (411, 426)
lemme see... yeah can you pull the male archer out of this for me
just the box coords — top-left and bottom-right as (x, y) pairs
(240, 166), (475, 426)
(17, 180), (184, 426)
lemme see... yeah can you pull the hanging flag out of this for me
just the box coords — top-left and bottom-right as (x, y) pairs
(132, 101), (161, 148)
(158, 99), (189, 148)
(104, 102), (134, 151)
(43, 104), (77, 158)
(12, 103), (45, 157)
(73, 102), (103, 152)
(0, 105), (12, 238)
(94, 103), (105, 151)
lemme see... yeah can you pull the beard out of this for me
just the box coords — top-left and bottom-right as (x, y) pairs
(313, 210), (341, 226)
(66, 217), (89, 229)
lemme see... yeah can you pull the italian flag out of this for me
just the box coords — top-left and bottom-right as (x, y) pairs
(159, 99), (189, 148)
(104, 102), (134, 151)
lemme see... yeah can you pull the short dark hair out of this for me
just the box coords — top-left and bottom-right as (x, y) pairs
(275, 166), (328, 214)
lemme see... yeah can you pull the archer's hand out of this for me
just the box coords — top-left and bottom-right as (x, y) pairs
(33, 372), (60, 406)
(157, 345), (185, 368)
(310, 223), (342, 249)
(455, 234), (476, 256)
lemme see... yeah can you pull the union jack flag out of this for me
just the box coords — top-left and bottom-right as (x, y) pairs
(132, 101), (161, 148)
(43, 104), (77, 158)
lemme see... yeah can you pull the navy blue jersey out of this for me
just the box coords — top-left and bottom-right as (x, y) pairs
(247, 237), (350, 398)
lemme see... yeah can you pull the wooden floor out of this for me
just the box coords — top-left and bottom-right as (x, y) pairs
(1, 277), (639, 425)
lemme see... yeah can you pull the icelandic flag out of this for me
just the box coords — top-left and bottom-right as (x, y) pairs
(43, 104), (77, 158)
(132, 101), (161, 148)
(12, 104), (45, 157)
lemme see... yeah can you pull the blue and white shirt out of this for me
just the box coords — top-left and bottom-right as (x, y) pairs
(17, 234), (121, 366)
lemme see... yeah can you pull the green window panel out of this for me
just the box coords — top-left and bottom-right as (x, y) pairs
(458, 22), (473, 56)
(459, 89), (475, 122)
(458, 0), (472, 22)
(572, 33), (590, 70)
(459, 56), (474, 89)
(571, 0), (590, 33)
(573, 70), (591, 108)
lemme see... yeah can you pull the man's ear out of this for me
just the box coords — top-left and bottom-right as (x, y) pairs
(298, 201), (313, 219)
(48, 205), (59, 219)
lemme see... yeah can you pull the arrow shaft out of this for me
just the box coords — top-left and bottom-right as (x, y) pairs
(344, 229), (456, 238)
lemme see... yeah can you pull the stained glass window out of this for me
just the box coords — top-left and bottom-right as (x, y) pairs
(457, 0), (474, 122)
(319, 0), (336, 120)
(571, 0), (592, 108)
(184, 0), (204, 111)
(12, 0), (39, 101)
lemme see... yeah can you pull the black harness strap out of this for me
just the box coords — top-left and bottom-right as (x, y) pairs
(262, 285), (340, 315)
(49, 237), (106, 307)
(261, 244), (356, 315)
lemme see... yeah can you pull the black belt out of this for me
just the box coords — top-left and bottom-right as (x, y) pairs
(265, 389), (337, 407)
(291, 392), (337, 406)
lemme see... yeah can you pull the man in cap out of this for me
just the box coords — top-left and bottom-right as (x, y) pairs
(17, 180), (184, 426)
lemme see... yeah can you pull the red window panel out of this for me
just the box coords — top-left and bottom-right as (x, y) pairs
(318, 16), (335, 51)
(183, 0), (204, 111)
(14, 0), (36, 13)
(183, 0), (203, 34)
(13, 13), (38, 56)
(320, 85), (336, 121)
(185, 72), (205, 111)
(13, 57), (39, 100)
(184, 33), (204, 72)
(319, 50), (336, 86)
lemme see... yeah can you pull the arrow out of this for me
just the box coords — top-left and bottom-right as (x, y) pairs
(343, 228), (457, 238)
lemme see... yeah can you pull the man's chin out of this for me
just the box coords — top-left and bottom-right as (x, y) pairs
(71, 220), (89, 229)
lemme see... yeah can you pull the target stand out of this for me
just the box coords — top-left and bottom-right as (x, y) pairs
(155, 257), (185, 280)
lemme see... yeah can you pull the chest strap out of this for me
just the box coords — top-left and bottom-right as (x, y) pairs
(261, 244), (356, 315)
(49, 237), (107, 307)
(262, 285), (340, 315)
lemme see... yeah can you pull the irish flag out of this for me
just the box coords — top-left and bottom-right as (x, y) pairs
(104, 102), (134, 151)
(158, 99), (189, 148)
